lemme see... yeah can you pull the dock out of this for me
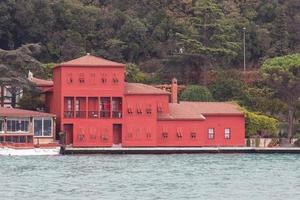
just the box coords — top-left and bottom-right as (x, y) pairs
(62, 147), (300, 154)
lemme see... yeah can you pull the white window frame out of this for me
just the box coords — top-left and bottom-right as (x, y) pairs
(208, 128), (214, 139)
(33, 117), (53, 137)
(225, 128), (231, 139)
(67, 98), (73, 111)
(6, 118), (30, 134)
(76, 99), (80, 112)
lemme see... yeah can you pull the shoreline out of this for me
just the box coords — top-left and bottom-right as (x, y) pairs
(62, 147), (300, 155)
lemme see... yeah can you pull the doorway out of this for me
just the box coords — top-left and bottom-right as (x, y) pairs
(113, 124), (122, 145)
(64, 124), (73, 145)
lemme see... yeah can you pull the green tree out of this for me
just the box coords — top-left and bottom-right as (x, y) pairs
(180, 85), (213, 102)
(125, 63), (146, 83)
(261, 54), (300, 141)
(209, 70), (245, 101)
(18, 87), (45, 111)
(0, 64), (31, 108)
(268, 8), (289, 57)
(177, 0), (240, 59)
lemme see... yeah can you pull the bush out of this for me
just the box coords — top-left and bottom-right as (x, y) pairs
(244, 109), (279, 138)
(180, 85), (214, 102)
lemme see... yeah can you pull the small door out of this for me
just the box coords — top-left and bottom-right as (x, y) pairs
(64, 124), (73, 145)
(113, 124), (122, 145)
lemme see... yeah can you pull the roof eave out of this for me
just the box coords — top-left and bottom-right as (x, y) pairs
(202, 113), (244, 116)
(124, 93), (170, 95)
(54, 64), (125, 68)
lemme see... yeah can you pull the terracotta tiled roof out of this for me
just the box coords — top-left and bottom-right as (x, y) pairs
(29, 77), (53, 87)
(158, 103), (206, 120)
(0, 107), (55, 117)
(56, 54), (125, 67)
(125, 83), (170, 95)
(179, 101), (244, 115)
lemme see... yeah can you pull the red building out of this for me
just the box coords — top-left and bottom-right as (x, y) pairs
(43, 54), (245, 147)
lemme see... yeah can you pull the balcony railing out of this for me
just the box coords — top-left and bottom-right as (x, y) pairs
(100, 110), (110, 118)
(112, 111), (122, 118)
(75, 111), (86, 118)
(88, 111), (99, 118)
(64, 111), (74, 118)
(64, 110), (122, 119)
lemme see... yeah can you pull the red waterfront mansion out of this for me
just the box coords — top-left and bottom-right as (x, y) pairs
(41, 54), (245, 147)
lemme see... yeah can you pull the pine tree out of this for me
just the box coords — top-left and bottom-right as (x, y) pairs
(178, 0), (239, 57)
(269, 8), (289, 57)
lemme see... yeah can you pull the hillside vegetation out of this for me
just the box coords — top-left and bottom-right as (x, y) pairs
(0, 0), (300, 138)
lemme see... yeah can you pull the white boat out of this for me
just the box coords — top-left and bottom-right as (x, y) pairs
(0, 147), (61, 156)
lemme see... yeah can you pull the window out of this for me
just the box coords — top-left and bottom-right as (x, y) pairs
(90, 73), (96, 85)
(208, 128), (214, 139)
(34, 118), (52, 137)
(191, 132), (197, 139)
(225, 128), (231, 139)
(146, 128), (151, 139)
(112, 97), (122, 118)
(66, 73), (73, 84)
(136, 105), (142, 114)
(76, 99), (80, 112)
(67, 98), (73, 111)
(20, 136), (26, 143)
(64, 97), (74, 118)
(127, 128), (133, 139)
(146, 105), (152, 115)
(101, 73), (107, 84)
(79, 73), (85, 83)
(100, 97), (110, 118)
(127, 106), (133, 114)
(176, 129), (183, 139)
(112, 74), (119, 84)
(0, 118), (4, 133)
(162, 132), (168, 139)
(157, 103), (163, 113)
(7, 118), (29, 133)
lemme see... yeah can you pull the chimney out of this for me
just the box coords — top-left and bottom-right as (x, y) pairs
(171, 78), (178, 103)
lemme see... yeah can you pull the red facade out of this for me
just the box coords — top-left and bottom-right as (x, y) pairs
(45, 54), (245, 147)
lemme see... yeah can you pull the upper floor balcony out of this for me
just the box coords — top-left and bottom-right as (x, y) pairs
(63, 96), (122, 119)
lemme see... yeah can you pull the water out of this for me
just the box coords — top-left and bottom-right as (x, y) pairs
(1, 154), (300, 200)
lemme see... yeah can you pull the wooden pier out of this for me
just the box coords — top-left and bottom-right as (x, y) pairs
(62, 147), (300, 154)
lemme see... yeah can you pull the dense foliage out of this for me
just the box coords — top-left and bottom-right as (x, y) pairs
(180, 85), (213, 102)
(1, 0), (300, 84)
(261, 54), (300, 139)
(209, 70), (245, 101)
(244, 109), (279, 138)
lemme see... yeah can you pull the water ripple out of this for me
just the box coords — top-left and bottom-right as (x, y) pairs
(0, 154), (300, 200)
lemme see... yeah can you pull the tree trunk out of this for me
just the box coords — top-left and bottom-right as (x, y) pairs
(287, 103), (294, 142)
(11, 87), (17, 108)
(0, 85), (4, 107)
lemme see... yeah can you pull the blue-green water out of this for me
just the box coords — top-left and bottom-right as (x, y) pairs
(1, 154), (300, 200)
